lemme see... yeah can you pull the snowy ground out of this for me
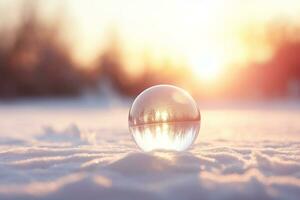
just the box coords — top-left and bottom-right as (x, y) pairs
(0, 99), (300, 200)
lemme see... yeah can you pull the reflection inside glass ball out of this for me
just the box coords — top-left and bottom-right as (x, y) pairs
(130, 122), (200, 152)
(129, 85), (201, 152)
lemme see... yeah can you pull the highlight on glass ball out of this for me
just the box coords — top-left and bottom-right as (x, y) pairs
(128, 85), (201, 152)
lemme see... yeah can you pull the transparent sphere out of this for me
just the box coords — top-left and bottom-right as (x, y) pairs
(129, 85), (201, 152)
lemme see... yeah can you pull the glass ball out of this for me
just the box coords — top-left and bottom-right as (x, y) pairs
(129, 85), (201, 152)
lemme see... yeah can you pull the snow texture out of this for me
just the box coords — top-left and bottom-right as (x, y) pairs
(0, 100), (300, 200)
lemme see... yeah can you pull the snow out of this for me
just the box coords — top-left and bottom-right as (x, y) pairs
(0, 99), (300, 200)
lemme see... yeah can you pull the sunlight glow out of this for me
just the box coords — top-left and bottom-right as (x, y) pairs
(4, 0), (300, 81)
(160, 111), (168, 122)
(131, 122), (199, 152)
(154, 110), (170, 122)
(189, 52), (225, 81)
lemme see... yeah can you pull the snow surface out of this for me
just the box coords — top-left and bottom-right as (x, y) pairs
(0, 99), (300, 200)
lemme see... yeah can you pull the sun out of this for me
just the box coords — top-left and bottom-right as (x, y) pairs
(188, 51), (225, 82)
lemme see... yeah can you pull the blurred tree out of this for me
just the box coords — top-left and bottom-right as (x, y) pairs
(95, 29), (191, 97)
(0, 2), (83, 98)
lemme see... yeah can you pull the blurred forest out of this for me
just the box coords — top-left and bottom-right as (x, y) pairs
(0, 5), (84, 97)
(0, 4), (300, 100)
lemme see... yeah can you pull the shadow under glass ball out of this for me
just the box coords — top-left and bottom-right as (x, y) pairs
(128, 85), (201, 152)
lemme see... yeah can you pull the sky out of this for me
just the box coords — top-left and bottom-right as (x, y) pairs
(1, 0), (300, 80)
